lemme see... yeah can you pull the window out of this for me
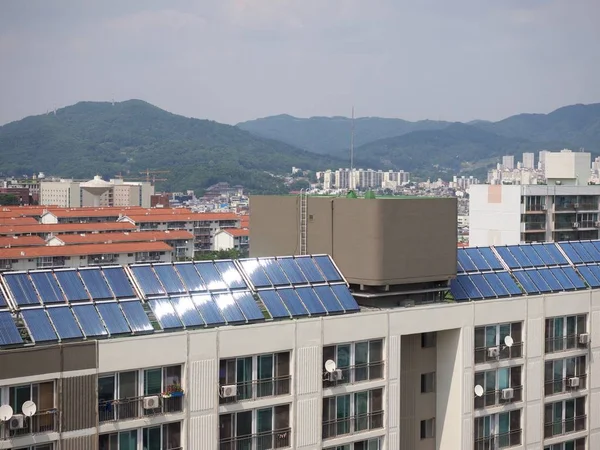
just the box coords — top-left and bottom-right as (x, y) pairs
(421, 332), (436, 348)
(219, 404), (290, 450)
(323, 339), (384, 387)
(99, 422), (180, 450)
(219, 351), (290, 404)
(5, 381), (56, 436)
(420, 418), (435, 439)
(544, 438), (586, 450)
(474, 366), (522, 408)
(98, 365), (183, 422)
(14, 445), (54, 450)
(322, 388), (383, 439)
(545, 315), (587, 354)
(421, 372), (436, 393)
(544, 397), (586, 438)
(474, 322), (522, 363)
(544, 356), (586, 396)
(474, 410), (521, 450)
(324, 437), (383, 450)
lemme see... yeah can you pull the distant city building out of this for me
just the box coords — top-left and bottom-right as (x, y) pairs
(502, 155), (515, 170)
(319, 168), (409, 191)
(522, 152), (535, 169)
(451, 176), (479, 191)
(538, 150), (550, 171)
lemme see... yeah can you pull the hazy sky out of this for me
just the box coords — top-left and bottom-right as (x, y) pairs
(1, 0), (599, 125)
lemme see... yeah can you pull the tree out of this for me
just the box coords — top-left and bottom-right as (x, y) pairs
(0, 194), (19, 205)
(194, 248), (243, 261)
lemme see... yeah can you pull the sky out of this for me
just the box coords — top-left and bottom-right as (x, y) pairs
(0, 0), (599, 126)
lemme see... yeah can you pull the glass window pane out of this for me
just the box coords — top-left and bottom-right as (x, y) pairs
(144, 368), (162, 395)
(119, 430), (137, 450)
(257, 407), (273, 433)
(143, 426), (161, 450)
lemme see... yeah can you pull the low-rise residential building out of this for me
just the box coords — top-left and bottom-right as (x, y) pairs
(213, 228), (249, 255)
(0, 222), (137, 238)
(0, 236), (46, 248)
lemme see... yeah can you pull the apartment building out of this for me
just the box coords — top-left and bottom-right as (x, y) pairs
(0, 222), (137, 239)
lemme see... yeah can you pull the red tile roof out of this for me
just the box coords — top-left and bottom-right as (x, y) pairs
(0, 236), (46, 248)
(53, 230), (193, 245)
(0, 217), (38, 226)
(0, 222), (136, 236)
(222, 228), (249, 237)
(0, 241), (173, 259)
(123, 212), (239, 223)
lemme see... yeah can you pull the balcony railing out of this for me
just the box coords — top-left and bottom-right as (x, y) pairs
(98, 395), (183, 423)
(544, 415), (586, 439)
(523, 222), (546, 231)
(322, 361), (384, 388)
(474, 385), (523, 409)
(322, 411), (384, 440)
(544, 374), (587, 396)
(555, 203), (576, 212)
(524, 204), (546, 212)
(219, 428), (291, 450)
(576, 203), (598, 210)
(219, 375), (291, 405)
(474, 342), (523, 364)
(544, 335), (587, 354)
(0, 409), (58, 439)
(474, 429), (522, 450)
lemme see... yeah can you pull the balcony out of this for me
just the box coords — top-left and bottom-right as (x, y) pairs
(474, 342), (523, 364)
(474, 386), (523, 409)
(524, 204), (546, 213)
(555, 203), (576, 212)
(0, 409), (58, 439)
(219, 428), (291, 450)
(322, 411), (384, 440)
(219, 375), (291, 405)
(522, 222), (546, 232)
(544, 416), (586, 439)
(544, 335), (587, 354)
(575, 203), (598, 211)
(98, 395), (183, 423)
(544, 375), (587, 396)
(474, 429), (522, 450)
(323, 361), (384, 388)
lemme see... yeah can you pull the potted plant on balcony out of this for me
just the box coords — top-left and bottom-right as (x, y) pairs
(162, 383), (184, 398)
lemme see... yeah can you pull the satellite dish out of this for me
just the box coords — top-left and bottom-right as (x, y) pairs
(474, 385), (484, 397)
(504, 336), (514, 347)
(324, 359), (337, 373)
(22, 401), (36, 417)
(0, 404), (13, 421)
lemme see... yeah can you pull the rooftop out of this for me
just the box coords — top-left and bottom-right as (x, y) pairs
(0, 222), (136, 235)
(221, 228), (250, 237)
(0, 235), (46, 248)
(0, 241), (173, 259)
(52, 230), (194, 245)
(122, 212), (239, 223)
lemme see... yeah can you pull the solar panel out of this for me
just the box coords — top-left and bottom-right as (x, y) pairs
(548, 268), (575, 290)
(4, 273), (40, 306)
(278, 257), (309, 284)
(577, 266), (600, 288)
(592, 241), (600, 259)
(455, 275), (483, 299)
(21, 309), (58, 342)
(464, 249), (491, 272)
(450, 278), (469, 301)
(531, 244), (558, 266)
(258, 290), (291, 318)
(457, 260), (466, 273)
(96, 302), (131, 335)
(558, 243), (582, 264)
(507, 246), (533, 268)
(30, 272), (64, 304)
(525, 270), (552, 293)
(477, 248), (504, 271)
(120, 301), (154, 333)
(512, 271), (540, 295)
(581, 242), (600, 262)
(313, 285), (345, 313)
(520, 245), (544, 267)
(494, 247), (520, 269)
(330, 284), (360, 312)
(495, 272), (523, 296)
(191, 294), (226, 326)
(238, 259), (272, 288)
(295, 287), (327, 315)
(148, 298), (183, 329)
(174, 263), (206, 293)
(559, 267), (586, 290)
(542, 243), (569, 265)
(482, 273), (510, 297)
(79, 269), (114, 300)
(54, 270), (90, 302)
(277, 289), (310, 316)
(195, 262), (227, 291)
(232, 291), (265, 321)
(537, 269), (562, 292)
(212, 293), (246, 323)
(214, 261), (247, 290)
(72, 304), (108, 337)
(170, 296), (205, 327)
(47, 307), (83, 339)
(259, 258), (290, 286)
(131, 266), (166, 296)
(295, 257), (326, 283)
(314, 256), (344, 282)
(153, 265), (187, 295)
(457, 250), (477, 272)
(0, 311), (23, 346)
(103, 267), (136, 298)
(469, 274), (496, 298)
(570, 242), (595, 264)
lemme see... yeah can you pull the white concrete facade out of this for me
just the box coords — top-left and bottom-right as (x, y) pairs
(545, 151), (591, 186)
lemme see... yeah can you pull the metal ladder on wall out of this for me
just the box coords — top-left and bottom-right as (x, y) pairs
(299, 190), (308, 255)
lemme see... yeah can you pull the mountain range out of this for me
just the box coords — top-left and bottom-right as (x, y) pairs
(1, 100), (599, 193)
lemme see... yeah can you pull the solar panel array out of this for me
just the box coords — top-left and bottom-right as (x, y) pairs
(0, 255), (360, 347)
(452, 240), (600, 301)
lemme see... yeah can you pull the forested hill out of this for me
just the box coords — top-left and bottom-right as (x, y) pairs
(0, 100), (347, 194)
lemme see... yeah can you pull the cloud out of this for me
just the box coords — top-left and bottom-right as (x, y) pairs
(106, 9), (207, 33)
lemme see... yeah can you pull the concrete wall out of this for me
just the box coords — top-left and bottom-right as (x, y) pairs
(469, 185), (522, 246)
(250, 195), (457, 285)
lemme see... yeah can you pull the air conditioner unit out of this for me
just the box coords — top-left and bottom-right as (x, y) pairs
(9, 414), (24, 430)
(329, 369), (343, 382)
(542, 204), (548, 210)
(501, 388), (514, 400)
(595, 221), (600, 228)
(568, 377), (580, 388)
(487, 347), (500, 358)
(573, 222), (580, 228)
(143, 396), (160, 409)
(220, 385), (237, 398)
(574, 203), (580, 208)
(579, 333), (590, 345)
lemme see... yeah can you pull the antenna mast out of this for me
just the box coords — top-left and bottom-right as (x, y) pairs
(350, 106), (355, 190)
